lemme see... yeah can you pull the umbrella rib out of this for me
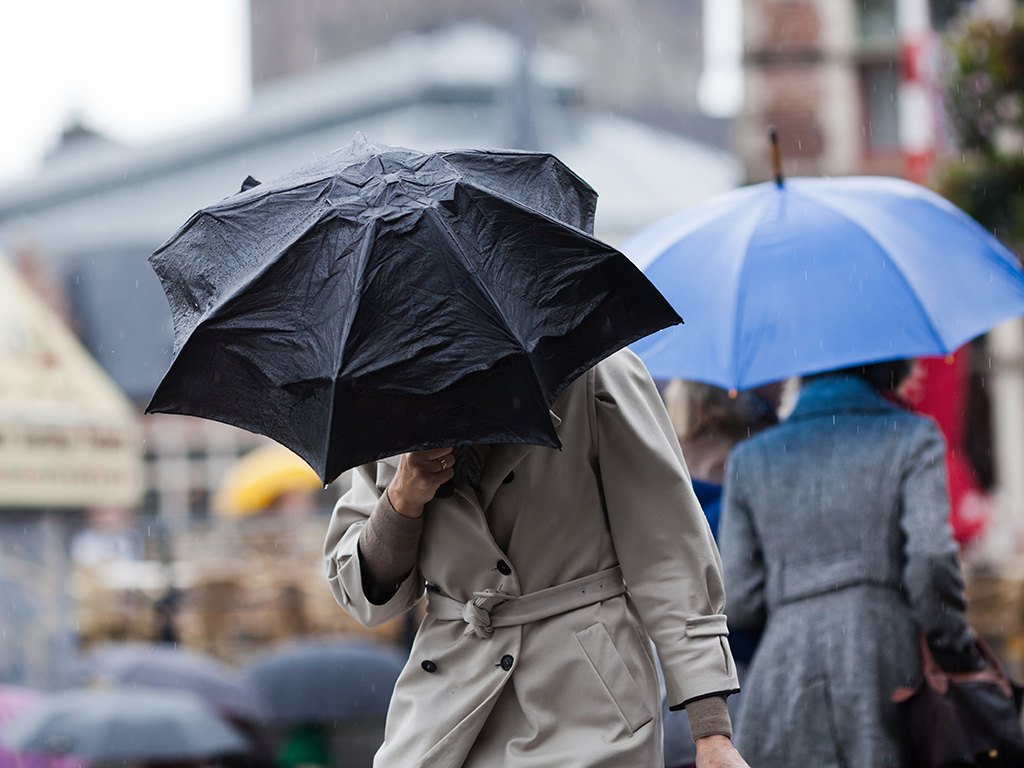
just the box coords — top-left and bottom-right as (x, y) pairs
(788, 187), (949, 354)
(423, 206), (525, 351)
(323, 221), (378, 478)
(729, 191), (779, 388)
(422, 205), (557, 424)
(624, 184), (766, 271)
(164, 186), (334, 353)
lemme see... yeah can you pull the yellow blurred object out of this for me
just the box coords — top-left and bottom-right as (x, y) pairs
(212, 444), (323, 517)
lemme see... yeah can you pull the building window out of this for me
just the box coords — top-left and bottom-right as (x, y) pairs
(930, 0), (970, 30)
(861, 63), (900, 151)
(857, 0), (897, 45)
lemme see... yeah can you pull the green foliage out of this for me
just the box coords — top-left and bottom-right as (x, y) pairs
(937, 9), (1024, 257)
(945, 11), (1024, 157)
(940, 155), (1024, 245)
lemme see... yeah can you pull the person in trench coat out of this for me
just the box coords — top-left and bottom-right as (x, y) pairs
(718, 361), (981, 767)
(324, 349), (749, 768)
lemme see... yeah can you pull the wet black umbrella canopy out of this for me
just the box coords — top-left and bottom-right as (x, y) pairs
(148, 134), (680, 484)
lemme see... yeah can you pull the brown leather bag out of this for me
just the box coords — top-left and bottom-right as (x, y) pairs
(892, 633), (1024, 767)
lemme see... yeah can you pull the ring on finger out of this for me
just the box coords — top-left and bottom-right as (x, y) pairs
(437, 457), (449, 471)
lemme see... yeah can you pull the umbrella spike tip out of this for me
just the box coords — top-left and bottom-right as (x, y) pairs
(768, 126), (784, 188)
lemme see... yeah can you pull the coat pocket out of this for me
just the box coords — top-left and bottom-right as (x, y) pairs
(575, 622), (653, 733)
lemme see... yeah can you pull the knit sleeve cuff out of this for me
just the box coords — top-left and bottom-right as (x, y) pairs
(358, 490), (423, 600)
(685, 695), (733, 741)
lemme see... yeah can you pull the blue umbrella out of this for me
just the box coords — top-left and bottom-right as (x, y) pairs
(624, 175), (1024, 390)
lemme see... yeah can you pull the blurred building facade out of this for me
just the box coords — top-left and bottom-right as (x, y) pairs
(737, 0), (971, 181)
(0, 255), (143, 687)
(248, 0), (724, 144)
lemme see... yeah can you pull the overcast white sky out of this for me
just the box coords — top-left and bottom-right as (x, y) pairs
(0, 0), (250, 185)
(0, 0), (740, 187)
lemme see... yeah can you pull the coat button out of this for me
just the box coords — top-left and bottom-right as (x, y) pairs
(500, 654), (514, 671)
(496, 560), (512, 576)
(421, 660), (437, 673)
(503, 471), (515, 484)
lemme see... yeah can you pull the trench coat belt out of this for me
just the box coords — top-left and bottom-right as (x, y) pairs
(426, 566), (626, 639)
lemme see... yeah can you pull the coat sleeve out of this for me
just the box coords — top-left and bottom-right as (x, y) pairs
(592, 351), (740, 709)
(718, 445), (768, 631)
(323, 463), (426, 627)
(899, 419), (975, 654)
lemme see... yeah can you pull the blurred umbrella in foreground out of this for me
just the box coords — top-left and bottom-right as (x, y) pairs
(147, 133), (680, 485)
(77, 642), (268, 721)
(0, 687), (83, 768)
(0, 688), (248, 762)
(625, 173), (1024, 391)
(245, 640), (406, 724)
(212, 444), (323, 518)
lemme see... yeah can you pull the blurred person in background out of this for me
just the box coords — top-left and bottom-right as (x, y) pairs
(719, 359), (982, 767)
(658, 380), (780, 768)
(664, 380), (781, 535)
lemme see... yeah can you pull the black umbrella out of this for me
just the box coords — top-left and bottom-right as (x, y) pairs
(0, 688), (248, 761)
(147, 133), (681, 484)
(244, 640), (406, 724)
(77, 642), (268, 721)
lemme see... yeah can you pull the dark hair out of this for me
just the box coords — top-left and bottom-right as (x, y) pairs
(803, 359), (914, 393)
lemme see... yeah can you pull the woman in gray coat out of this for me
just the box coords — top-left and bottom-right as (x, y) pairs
(718, 360), (981, 767)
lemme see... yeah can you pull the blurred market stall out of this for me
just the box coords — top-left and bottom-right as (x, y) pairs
(0, 255), (142, 508)
(0, 253), (143, 688)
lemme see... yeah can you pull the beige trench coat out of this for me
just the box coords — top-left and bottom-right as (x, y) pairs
(324, 350), (738, 767)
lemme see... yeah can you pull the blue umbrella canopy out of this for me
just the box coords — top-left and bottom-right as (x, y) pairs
(0, 688), (248, 761)
(624, 175), (1024, 390)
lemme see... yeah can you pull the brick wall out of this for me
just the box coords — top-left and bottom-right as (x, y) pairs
(763, 67), (824, 161)
(762, 0), (821, 52)
(741, 0), (826, 181)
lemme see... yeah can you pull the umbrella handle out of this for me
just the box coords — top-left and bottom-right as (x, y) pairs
(769, 127), (784, 188)
(433, 480), (455, 499)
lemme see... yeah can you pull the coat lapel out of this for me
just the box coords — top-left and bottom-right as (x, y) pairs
(476, 411), (563, 513)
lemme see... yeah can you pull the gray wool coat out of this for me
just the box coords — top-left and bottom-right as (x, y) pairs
(325, 350), (739, 768)
(718, 376), (974, 768)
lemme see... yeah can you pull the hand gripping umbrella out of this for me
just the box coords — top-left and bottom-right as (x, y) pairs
(147, 134), (680, 483)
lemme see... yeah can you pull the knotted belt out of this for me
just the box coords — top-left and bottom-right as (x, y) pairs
(425, 566), (625, 639)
